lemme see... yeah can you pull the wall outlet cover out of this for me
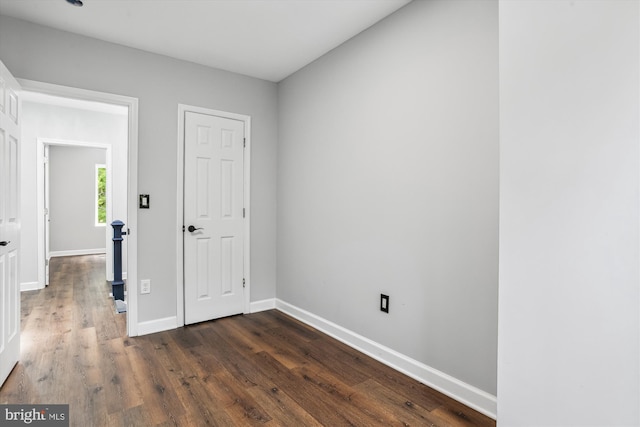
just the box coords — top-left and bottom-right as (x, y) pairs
(140, 279), (151, 294)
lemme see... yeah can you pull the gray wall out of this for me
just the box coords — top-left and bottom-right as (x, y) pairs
(49, 145), (106, 253)
(497, 1), (639, 425)
(277, 0), (499, 395)
(0, 15), (278, 322)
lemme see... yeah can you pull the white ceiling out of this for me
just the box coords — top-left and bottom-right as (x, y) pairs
(0, 0), (411, 82)
(21, 90), (129, 115)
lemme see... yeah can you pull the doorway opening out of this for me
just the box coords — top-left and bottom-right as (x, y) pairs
(40, 141), (111, 286)
(19, 80), (139, 337)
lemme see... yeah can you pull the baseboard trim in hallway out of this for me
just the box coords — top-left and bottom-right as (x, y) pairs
(249, 298), (277, 313)
(49, 248), (107, 258)
(137, 316), (178, 336)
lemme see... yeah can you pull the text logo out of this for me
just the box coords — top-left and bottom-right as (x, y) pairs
(0, 405), (69, 426)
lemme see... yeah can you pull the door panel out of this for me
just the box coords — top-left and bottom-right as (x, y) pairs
(0, 60), (21, 388)
(184, 111), (244, 325)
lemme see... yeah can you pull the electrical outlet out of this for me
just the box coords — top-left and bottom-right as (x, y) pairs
(140, 279), (151, 294)
(380, 294), (389, 313)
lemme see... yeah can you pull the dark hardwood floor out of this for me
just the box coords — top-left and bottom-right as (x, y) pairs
(0, 255), (495, 426)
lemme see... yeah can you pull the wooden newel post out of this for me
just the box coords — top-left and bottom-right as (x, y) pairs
(111, 220), (126, 301)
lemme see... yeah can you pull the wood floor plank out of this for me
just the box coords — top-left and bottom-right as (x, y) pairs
(0, 255), (496, 427)
(298, 326), (448, 412)
(294, 364), (398, 426)
(259, 323), (371, 387)
(259, 310), (322, 342)
(245, 382), (323, 427)
(101, 337), (144, 414)
(251, 350), (373, 426)
(124, 340), (186, 425)
(353, 379), (455, 427)
(197, 324), (324, 426)
(197, 323), (309, 391)
(212, 316), (271, 355)
(229, 315), (307, 370)
(93, 297), (121, 342)
(73, 327), (103, 387)
(180, 343), (226, 380)
(172, 375), (238, 427)
(212, 368), (272, 424)
(139, 333), (238, 426)
(167, 327), (204, 349)
(431, 401), (497, 427)
(0, 363), (41, 405)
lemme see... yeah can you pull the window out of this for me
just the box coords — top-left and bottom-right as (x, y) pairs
(96, 164), (106, 226)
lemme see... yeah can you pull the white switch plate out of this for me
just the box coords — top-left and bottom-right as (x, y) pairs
(140, 279), (151, 294)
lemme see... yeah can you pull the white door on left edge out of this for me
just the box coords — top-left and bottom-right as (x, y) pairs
(0, 60), (21, 388)
(183, 111), (245, 325)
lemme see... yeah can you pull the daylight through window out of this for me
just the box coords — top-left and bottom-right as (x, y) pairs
(96, 164), (106, 225)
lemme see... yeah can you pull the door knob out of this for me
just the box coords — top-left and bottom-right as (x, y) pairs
(187, 225), (203, 233)
(0, 241), (9, 246)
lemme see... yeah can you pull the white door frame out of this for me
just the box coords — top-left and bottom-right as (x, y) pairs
(19, 78), (140, 337)
(176, 104), (251, 327)
(37, 139), (112, 285)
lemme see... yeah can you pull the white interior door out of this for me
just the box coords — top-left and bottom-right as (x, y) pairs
(0, 60), (21, 388)
(184, 111), (245, 325)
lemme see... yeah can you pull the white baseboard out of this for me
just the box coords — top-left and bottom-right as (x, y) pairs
(250, 298), (276, 313)
(108, 291), (128, 297)
(137, 316), (178, 336)
(50, 248), (106, 258)
(21, 281), (43, 292)
(275, 299), (497, 420)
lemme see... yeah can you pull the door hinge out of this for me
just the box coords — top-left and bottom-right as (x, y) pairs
(243, 208), (245, 218)
(243, 138), (246, 148)
(243, 278), (246, 288)
(43, 156), (48, 164)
